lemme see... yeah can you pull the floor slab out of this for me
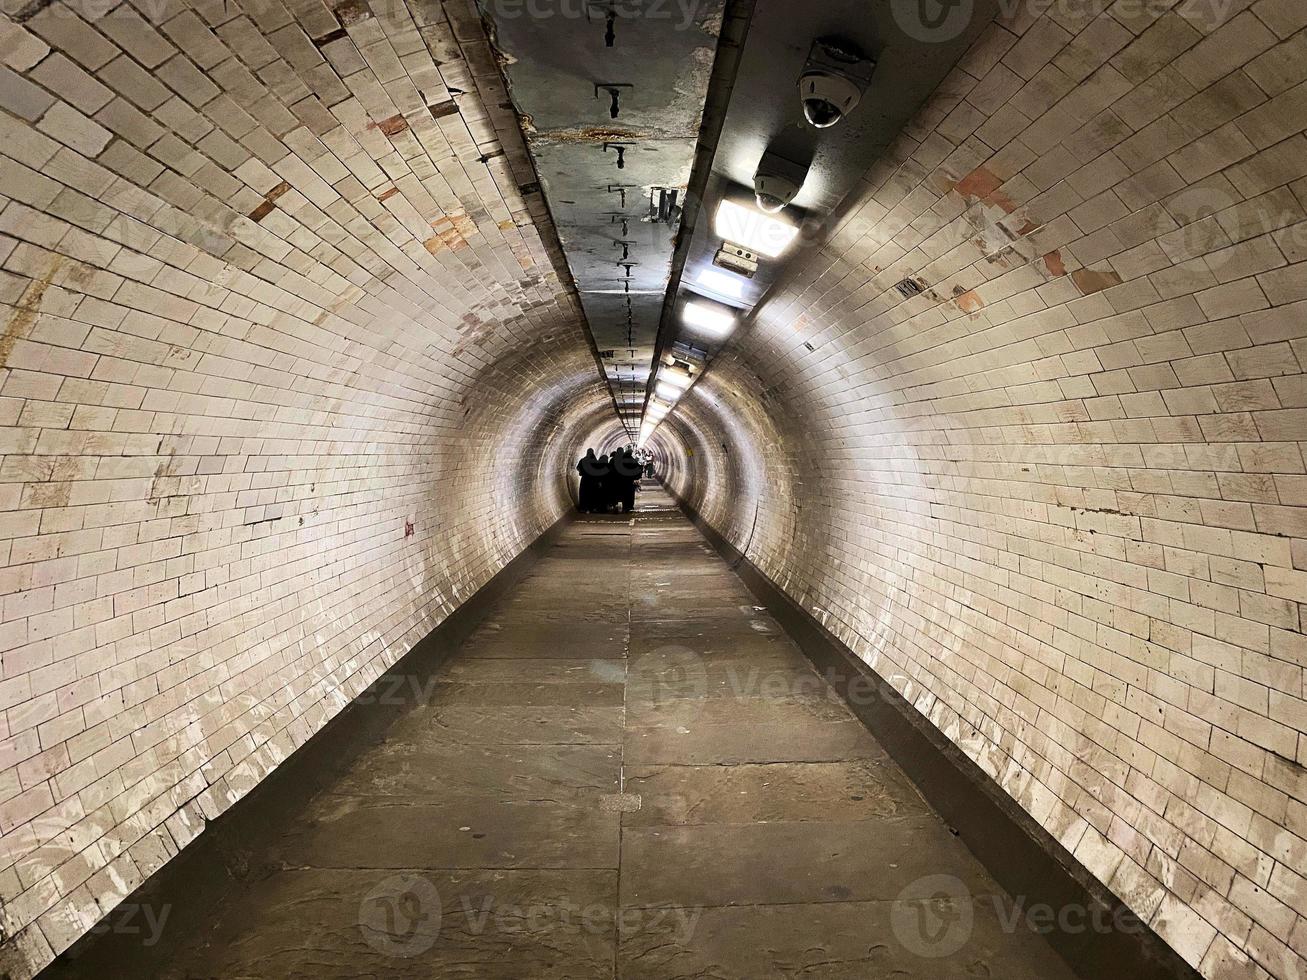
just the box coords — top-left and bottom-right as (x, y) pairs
(71, 484), (1075, 980)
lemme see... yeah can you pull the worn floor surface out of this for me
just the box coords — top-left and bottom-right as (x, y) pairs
(91, 485), (1076, 979)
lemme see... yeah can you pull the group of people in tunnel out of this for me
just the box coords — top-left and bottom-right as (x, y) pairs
(576, 447), (650, 514)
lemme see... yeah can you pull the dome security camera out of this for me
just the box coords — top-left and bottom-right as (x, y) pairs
(753, 150), (809, 213)
(798, 38), (875, 129)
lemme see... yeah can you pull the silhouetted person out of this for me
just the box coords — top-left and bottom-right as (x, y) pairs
(644, 461), (655, 479)
(615, 448), (640, 513)
(577, 448), (600, 512)
(596, 453), (613, 513)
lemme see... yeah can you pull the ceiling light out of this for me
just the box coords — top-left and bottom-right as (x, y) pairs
(696, 267), (744, 299)
(655, 381), (682, 402)
(661, 368), (692, 390)
(715, 199), (799, 258)
(682, 300), (737, 338)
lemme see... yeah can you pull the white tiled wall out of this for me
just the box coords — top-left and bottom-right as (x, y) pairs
(663, 2), (1307, 977)
(0, 0), (610, 972)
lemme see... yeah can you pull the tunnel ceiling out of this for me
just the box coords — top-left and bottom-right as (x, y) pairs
(1, 0), (1304, 975)
(479, 0), (728, 441)
(646, 0), (1003, 439)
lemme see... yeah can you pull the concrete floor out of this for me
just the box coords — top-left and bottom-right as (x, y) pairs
(132, 485), (1076, 979)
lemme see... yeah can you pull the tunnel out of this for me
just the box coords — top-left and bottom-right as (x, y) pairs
(0, 0), (1304, 976)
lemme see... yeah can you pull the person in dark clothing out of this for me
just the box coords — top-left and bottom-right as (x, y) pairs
(577, 448), (600, 512)
(644, 461), (655, 479)
(615, 448), (640, 513)
(625, 452), (640, 512)
(596, 454), (613, 513)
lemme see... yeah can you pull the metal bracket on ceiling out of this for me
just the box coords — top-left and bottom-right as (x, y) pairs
(603, 142), (634, 170)
(605, 212), (631, 236)
(614, 240), (636, 261)
(594, 83), (633, 119)
(606, 184), (635, 208)
(618, 261), (637, 278)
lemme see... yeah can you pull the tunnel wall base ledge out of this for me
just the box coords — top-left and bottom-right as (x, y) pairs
(671, 487), (1202, 980)
(38, 509), (578, 980)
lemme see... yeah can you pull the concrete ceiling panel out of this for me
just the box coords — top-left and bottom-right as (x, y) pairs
(480, 0), (728, 439)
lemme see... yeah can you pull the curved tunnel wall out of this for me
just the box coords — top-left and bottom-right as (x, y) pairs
(0, 0), (621, 970)
(0, 0), (1304, 976)
(661, 5), (1307, 978)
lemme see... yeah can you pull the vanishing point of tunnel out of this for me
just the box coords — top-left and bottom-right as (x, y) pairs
(0, 0), (1304, 978)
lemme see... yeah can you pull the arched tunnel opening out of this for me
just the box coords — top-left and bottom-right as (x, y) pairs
(0, 0), (1304, 977)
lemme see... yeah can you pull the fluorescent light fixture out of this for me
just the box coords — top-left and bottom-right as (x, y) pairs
(661, 367), (692, 390)
(715, 199), (799, 258)
(682, 300), (736, 338)
(696, 267), (745, 299)
(655, 381), (682, 402)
